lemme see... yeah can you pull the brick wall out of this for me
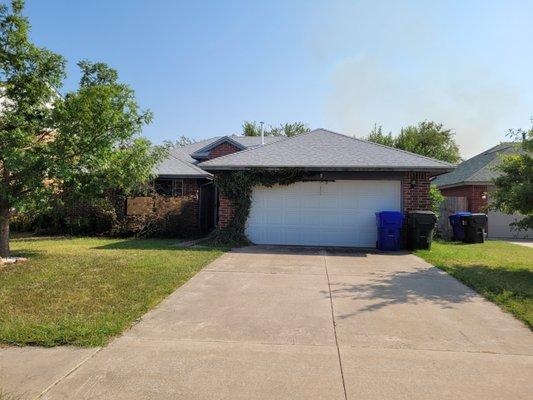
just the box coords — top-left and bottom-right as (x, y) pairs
(183, 179), (199, 196)
(440, 184), (489, 212)
(184, 179), (199, 227)
(215, 172), (435, 229)
(218, 193), (235, 229)
(402, 172), (431, 212)
(208, 142), (241, 159)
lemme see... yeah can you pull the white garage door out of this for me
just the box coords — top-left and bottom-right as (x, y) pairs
(487, 210), (532, 239)
(246, 180), (401, 247)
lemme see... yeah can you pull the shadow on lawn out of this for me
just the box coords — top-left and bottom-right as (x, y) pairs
(93, 238), (225, 251)
(441, 264), (533, 298)
(8, 249), (43, 258)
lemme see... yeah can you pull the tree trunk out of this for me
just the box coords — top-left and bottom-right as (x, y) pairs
(0, 206), (11, 258)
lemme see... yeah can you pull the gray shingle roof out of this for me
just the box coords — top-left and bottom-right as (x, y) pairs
(198, 129), (454, 172)
(433, 142), (520, 188)
(154, 135), (285, 177)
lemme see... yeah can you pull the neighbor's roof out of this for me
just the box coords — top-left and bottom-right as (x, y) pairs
(154, 135), (285, 178)
(198, 129), (455, 172)
(433, 142), (520, 188)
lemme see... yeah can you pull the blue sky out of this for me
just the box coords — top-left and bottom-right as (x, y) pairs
(25, 0), (533, 157)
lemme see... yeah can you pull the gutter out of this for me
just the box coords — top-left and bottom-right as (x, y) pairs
(199, 165), (455, 174)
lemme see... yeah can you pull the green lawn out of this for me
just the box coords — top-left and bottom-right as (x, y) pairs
(0, 237), (225, 347)
(416, 240), (533, 329)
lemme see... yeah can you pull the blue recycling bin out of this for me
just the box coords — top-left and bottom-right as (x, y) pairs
(375, 211), (403, 251)
(449, 212), (472, 241)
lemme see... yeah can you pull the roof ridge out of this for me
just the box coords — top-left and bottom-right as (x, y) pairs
(316, 128), (455, 167)
(191, 135), (246, 156)
(456, 141), (517, 181)
(198, 133), (302, 166)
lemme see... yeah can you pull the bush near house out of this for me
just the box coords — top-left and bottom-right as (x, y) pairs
(11, 193), (199, 239)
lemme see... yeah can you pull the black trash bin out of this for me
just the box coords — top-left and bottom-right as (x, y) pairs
(463, 213), (487, 243)
(406, 211), (437, 250)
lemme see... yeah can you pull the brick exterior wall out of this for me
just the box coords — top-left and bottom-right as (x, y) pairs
(183, 178), (199, 196)
(208, 142), (241, 160)
(215, 172), (435, 229)
(440, 184), (489, 212)
(218, 193), (235, 229)
(402, 172), (431, 212)
(182, 179), (199, 227)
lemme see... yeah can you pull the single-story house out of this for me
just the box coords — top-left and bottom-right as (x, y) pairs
(152, 135), (285, 233)
(151, 128), (453, 247)
(433, 142), (532, 238)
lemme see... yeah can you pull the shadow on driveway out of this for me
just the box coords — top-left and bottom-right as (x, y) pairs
(328, 268), (479, 318)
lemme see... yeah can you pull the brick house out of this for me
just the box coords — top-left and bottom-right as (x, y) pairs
(148, 136), (284, 233)
(180, 129), (453, 247)
(433, 142), (532, 238)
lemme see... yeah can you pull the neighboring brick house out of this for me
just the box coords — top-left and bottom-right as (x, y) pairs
(433, 142), (532, 238)
(197, 129), (453, 247)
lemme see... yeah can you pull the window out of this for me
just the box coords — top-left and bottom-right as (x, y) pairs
(155, 179), (184, 197)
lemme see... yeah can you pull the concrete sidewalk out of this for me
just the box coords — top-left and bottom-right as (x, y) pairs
(506, 239), (533, 248)
(1, 246), (532, 399)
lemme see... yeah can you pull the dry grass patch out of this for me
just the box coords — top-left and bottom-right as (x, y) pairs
(0, 237), (224, 347)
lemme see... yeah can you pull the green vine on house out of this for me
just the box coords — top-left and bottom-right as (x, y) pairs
(210, 168), (310, 244)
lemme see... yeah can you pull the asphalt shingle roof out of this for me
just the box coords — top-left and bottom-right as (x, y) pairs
(433, 142), (520, 188)
(198, 129), (454, 172)
(154, 135), (285, 177)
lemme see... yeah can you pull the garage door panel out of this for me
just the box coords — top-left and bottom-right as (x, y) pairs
(487, 210), (532, 238)
(246, 180), (401, 247)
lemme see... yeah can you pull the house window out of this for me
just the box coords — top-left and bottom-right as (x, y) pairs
(155, 179), (184, 197)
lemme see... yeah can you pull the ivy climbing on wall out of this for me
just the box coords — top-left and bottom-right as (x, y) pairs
(209, 168), (311, 245)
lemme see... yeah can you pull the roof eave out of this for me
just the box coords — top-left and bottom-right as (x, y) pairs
(435, 180), (493, 189)
(200, 165), (455, 174)
(156, 173), (213, 179)
(191, 136), (246, 157)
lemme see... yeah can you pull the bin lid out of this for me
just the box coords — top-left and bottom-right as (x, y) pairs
(471, 213), (488, 224)
(375, 211), (403, 216)
(451, 212), (472, 217)
(376, 211), (403, 219)
(375, 211), (403, 226)
(408, 211), (437, 225)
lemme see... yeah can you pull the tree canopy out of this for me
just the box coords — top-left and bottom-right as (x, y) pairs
(366, 121), (461, 164)
(491, 120), (533, 231)
(0, 0), (162, 257)
(163, 135), (196, 148)
(242, 121), (309, 137)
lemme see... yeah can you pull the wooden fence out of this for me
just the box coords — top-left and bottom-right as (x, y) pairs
(437, 196), (468, 239)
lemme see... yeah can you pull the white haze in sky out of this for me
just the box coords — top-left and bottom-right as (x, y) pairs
(310, 0), (532, 158)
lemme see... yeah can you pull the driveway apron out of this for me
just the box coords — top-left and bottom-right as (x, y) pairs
(20, 246), (533, 399)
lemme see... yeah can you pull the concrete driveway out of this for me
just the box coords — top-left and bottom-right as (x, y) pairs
(3, 246), (533, 399)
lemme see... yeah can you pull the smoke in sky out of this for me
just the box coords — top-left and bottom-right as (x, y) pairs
(326, 55), (527, 158)
(311, 0), (532, 158)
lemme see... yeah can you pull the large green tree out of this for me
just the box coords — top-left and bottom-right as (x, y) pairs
(366, 121), (461, 164)
(367, 122), (459, 213)
(242, 121), (309, 137)
(0, 1), (162, 257)
(163, 135), (196, 148)
(491, 121), (533, 231)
